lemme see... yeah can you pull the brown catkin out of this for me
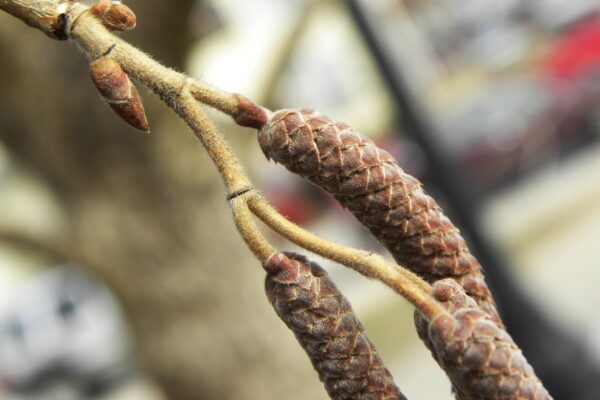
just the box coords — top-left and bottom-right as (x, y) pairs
(264, 252), (407, 400)
(423, 280), (551, 400)
(257, 109), (500, 325)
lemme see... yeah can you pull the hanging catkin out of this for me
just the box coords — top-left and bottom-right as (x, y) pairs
(257, 109), (500, 325)
(421, 280), (551, 400)
(264, 252), (407, 400)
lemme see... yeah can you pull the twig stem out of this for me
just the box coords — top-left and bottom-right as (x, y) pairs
(71, 12), (251, 196)
(230, 197), (276, 261)
(1, 0), (445, 320)
(246, 192), (443, 319)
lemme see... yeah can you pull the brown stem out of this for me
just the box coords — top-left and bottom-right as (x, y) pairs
(1, 0), (444, 322)
(246, 192), (444, 320)
(0, 0), (71, 39)
(230, 197), (276, 261)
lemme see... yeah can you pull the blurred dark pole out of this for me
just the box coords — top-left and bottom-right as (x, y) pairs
(345, 1), (600, 398)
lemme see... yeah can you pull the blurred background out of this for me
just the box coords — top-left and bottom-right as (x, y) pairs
(0, 0), (599, 399)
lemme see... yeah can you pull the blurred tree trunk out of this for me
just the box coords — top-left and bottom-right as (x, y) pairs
(0, 1), (322, 399)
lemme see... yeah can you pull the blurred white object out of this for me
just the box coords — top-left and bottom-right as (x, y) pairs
(531, 0), (600, 29)
(0, 267), (132, 391)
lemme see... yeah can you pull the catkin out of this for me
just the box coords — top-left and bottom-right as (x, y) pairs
(421, 280), (551, 400)
(258, 109), (500, 325)
(264, 252), (407, 400)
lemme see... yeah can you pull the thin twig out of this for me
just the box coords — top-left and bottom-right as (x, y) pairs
(168, 90), (253, 197)
(245, 192), (443, 319)
(0, 0), (444, 320)
(230, 197), (276, 261)
(0, 231), (68, 264)
(67, 7), (246, 121)
(188, 83), (239, 118)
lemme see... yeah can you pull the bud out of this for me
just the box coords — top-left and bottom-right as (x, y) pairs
(233, 93), (268, 129)
(90, 56), (149, 133)
(90, 0), (137, 32)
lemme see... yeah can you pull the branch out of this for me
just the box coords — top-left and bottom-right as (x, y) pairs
(244, 191), (443, 319)
(0, 0), (442, 320)
(0, 4), (556, 398)
(0, 0), (71, 39)
(230, 196), (275, 261)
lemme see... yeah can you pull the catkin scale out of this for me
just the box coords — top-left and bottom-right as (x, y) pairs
(258, 109), (500, 325)
(90, 0), (137, 32)
(90, 56), (149, 133)
(423, 280), (551, 400)
(264, 252), (406, 400)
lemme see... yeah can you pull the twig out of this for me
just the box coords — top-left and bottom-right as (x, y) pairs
(69, 6), (262, 125)
(0, 3), (557, 398)
(0, 0), (443, 320)
(245, 192), (443, 319)
(230, 197), (275, 261)
(0, 231), (68, 263)
(188, 83), (239, 118)
(0, 0), (71, 39)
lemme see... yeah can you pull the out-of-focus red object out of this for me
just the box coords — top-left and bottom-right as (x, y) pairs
(545, 15), (600, 80)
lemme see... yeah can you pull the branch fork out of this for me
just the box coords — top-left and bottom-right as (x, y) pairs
(0, 2), (553, 399)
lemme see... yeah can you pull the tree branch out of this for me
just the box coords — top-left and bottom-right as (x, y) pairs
(245, 191), (443, 319)
(0, 0), (71, 39)
(0, 0), (443, 321)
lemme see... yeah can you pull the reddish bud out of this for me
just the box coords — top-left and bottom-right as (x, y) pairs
(90, 0), (137, 32)
(90, 56), (149, 133)
(233, 94), (267, 129)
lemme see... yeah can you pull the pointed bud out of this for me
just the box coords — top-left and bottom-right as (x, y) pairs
(90, 56), (149, 133)
(90, 0), (137, 32)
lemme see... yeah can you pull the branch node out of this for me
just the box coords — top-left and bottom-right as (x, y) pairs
(63, 3), (90, 39)
(226, 186), (254, 201)
(177, 77), (195, 96)
(101, 43), (117, 57)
